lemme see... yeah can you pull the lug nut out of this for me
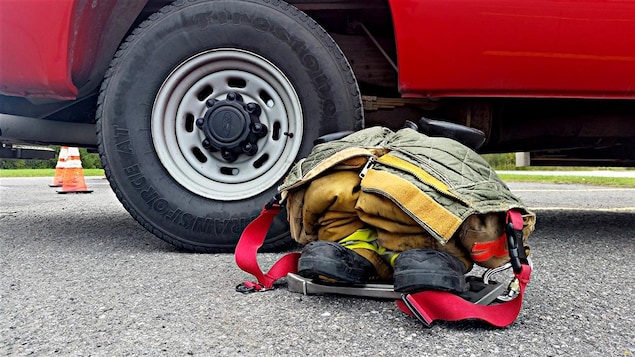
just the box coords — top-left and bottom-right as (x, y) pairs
(246, 102), (256, 112)
(226, 92), (237, 101)
(202, 139), (211, 149)
(242, 142), (257, 155)
(246, 102), (262, 116)
(221, 148), (237, 162)
(206, 99), (216, 107)
(196, 118), (205, 128)
(251, 123), (268, 137)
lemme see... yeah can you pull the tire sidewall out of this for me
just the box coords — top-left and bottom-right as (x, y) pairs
(98, 0), (361, 250)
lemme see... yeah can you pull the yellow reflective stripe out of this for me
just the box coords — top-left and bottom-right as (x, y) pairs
(339, 229), (385, 253)
(388, 252), (399, 267)
(377, 154), (464, 203)
(339, 229), (400, 267)
(342, 241), (386, 254)
(362, 169), (463, 241)
(339, 228), (378, 243)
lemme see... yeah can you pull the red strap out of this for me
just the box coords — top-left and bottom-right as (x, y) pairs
(397, 263), (531, 328)
(470, 233), (508, 262)
(507, 209), (524, 230)
(471, 210), (525, 263)
(235, 205), (300, 290)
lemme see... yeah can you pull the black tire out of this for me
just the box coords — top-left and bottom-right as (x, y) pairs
(96, 0), (362, 252)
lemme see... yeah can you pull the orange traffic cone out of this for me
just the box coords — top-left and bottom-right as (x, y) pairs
(49, 146), (69, 187)
(57, 147), (93, 194)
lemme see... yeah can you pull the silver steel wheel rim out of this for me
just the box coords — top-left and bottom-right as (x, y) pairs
(152, 49), (303, 201)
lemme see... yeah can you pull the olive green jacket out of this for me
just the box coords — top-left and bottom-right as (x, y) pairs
(280, 127), (535, 268)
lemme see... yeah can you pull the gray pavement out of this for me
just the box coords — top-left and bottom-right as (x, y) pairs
(1, 177), (634, 356)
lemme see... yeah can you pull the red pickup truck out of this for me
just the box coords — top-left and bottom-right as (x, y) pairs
(1, 0), (634, 251)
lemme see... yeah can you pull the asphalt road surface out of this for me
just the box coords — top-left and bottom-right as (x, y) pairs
(1, 177), (634, 356)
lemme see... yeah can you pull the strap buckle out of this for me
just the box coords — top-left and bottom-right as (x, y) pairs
(506, 221), (521, 273)
(506, 210), (530, 274)
(236, 281), (269, 294)
(264, 193), (283, 211)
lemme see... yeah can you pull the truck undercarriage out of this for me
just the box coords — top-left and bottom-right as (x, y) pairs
(1, 0), (634, 252)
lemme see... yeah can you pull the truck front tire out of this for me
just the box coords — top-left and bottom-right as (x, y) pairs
(97, 0), (362, 251)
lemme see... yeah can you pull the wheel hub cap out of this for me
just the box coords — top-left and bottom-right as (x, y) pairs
(196, 92), (268, 162)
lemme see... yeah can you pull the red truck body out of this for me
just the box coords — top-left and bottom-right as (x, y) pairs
(390, 0), (635, 99)
(4, 0), (635, 100)
(0, 0), (146, 100)
(0, 1), (78, 99)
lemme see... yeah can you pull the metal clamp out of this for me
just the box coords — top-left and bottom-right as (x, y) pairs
(286, 273), (402, 300)
(483, 262), (512, 285)
(287, 272), (513, 305)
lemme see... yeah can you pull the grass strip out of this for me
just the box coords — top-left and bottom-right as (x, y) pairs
(499, 174), (635, 188)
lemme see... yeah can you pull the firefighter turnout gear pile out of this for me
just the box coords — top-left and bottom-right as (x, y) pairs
(236, 126), (535, 328)
(281, 126), (534, 276)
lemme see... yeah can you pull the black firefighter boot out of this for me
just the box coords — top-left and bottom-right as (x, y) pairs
(297, 241), (379, 284)
(393, 249), (469, 294)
